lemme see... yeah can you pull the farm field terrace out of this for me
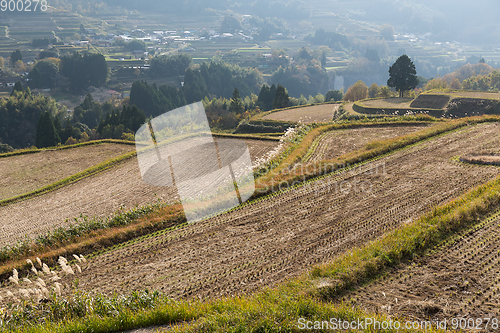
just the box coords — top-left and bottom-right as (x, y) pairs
(346, 194), (500, 323)
(260, 104), (340, 124)
(303, 124), (431, 163)
(42, 123), (500, 302)
(0, 142), (135, 201)
(0, 138), (279, 246)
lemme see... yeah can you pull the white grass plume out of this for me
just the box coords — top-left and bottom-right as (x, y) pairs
(42, 263), (51, 275)
(35, 278), (46, 287)
(9, 269), (19, 285)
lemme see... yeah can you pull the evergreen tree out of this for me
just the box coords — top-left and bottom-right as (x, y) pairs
(53, 116), (62, 139)
(387, 55), (419, 98)
(321, 52), (327, 68)
(10, 49), (22, 66)
(120, 105), (146, 132)
(61, 119), (74, 144)
(35, 112), (59, 148)
(230, 88), (244, 113)
(11, 81), (24, 96)
(257, 84), (275, 111)
(273, 84), (289, 109)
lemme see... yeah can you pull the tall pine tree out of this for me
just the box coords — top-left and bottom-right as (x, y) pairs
(230, 88), (244, 113)
(273, 84), (289, 109)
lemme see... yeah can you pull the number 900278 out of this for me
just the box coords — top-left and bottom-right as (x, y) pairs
(0, 0), (47, 11)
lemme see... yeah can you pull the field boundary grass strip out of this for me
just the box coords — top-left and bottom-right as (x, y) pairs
(0, 139), (135, 159)
(212, 133), (280, 141)
(0, 150), (137, 207)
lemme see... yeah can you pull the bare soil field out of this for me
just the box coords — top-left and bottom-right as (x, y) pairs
(0, 139), (278, 247)
(362, 97), (413, 108)
(304, 125), (431, 163)
(0, 143), (135, 200)
(261, 104), (340, 123)
(347, 207), (500, 322)
(55, 123), (500, 302)
(410, 94), (451, 109)
(431, 90), (500, 100)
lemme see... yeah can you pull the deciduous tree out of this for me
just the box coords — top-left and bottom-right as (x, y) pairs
(10, 49), (22, 66)
(343, 81), (368, 102)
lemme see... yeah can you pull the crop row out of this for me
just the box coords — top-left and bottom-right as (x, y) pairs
(56, 123), (500, 300)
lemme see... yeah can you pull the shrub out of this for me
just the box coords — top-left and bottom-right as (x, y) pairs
(65, 137), (77, 145)
(0, 142), (14, 153)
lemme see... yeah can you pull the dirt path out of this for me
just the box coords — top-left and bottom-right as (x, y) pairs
(57, 123), (500, 301)
(0, 139), (278, 247)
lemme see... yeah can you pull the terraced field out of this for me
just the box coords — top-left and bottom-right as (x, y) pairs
(303, 124), (430, 163)
(261, 104), (340, 123)
(348, 205), (500, 321)
(0, 143), (135, 200)
(0, 139), (278, 247)
(56, 123), (500, 300)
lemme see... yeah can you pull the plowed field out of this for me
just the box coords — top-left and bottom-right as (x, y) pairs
(304, 125), (430, 163)
(0, 143), (135, 200)
(58, 123), (500, 300)
(261, 104), (340, 123)
(348, 206), (500, 322)
(0, 139), (278, 246)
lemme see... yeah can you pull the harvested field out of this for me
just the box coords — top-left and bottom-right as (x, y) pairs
(362, 97), (413, 108)
(0, 139), (278, 246)
(347, 206), (500, 321)
(304, 125), (431, 163)
(431, 90), (500, 100)
(410, 94), (451, 109)
(261, 104), (339, 123)
(55, 123), (500, 301)
(0, 143), (135, 200)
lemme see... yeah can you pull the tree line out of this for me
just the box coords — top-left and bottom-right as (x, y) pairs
(28, 52), (108, 93)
